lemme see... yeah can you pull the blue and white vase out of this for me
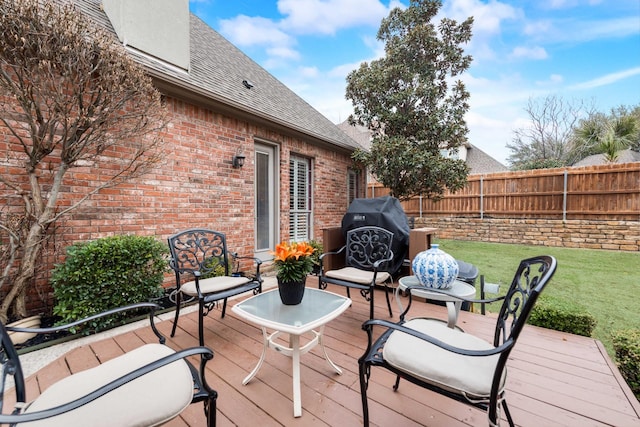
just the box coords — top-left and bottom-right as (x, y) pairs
(411, 244), (459, 289)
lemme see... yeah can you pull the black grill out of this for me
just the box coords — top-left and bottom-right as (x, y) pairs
(341, 196), (410, 275)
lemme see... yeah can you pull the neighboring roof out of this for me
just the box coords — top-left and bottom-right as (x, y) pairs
(336, 120), (371, 150)
(465, 144), (509, 174)
(76, 0), (358, 152)
(572, 149), (640, 167)
(336, 120), (508, 174)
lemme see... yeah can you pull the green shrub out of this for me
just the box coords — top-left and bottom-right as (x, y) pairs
(309, 239), (323, 274)
(528, 294), (597, 337)
(200, 256), (226, 279)
(612, 329), (640, 400)
(51, 235), (168, 332)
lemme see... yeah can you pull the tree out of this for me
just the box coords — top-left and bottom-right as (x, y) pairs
(569, 105), (639, 164)
(507, 95), (593, 170)
(345, 0), (472, 201)
(0, 0), (166, 322)
(628, 105), (640, 152)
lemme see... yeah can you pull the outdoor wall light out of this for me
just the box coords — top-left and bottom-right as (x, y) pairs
(242, 79), (254, 89)
(232, 154), (246, 168)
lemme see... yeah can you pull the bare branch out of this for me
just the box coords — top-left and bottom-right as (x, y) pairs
(0, 0), (167, 321)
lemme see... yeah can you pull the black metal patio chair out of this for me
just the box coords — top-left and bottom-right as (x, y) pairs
(168, 228), (262, 346)
(0, 303), (217, 427)
(358, 255), (557, 426)
(319, 226), (395, 319)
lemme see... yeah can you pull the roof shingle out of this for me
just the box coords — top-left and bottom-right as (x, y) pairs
(76, 0), (358, 151)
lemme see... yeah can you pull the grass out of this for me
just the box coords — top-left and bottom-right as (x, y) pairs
(435, 238), (640, 356)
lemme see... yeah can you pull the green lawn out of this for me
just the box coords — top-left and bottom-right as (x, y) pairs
(434, 238), (640, 356)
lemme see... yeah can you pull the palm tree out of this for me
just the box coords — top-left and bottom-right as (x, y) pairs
(570, 111), (638, 164)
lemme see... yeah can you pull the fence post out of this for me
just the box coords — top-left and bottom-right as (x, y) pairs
(480, 176), (484, 220)
(563, 170), (568, 222)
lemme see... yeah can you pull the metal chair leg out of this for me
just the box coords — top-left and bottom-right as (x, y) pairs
(369, 291), (375, 319)
(206, 391), (218, 427)
(221, 298), (228, 318)
(384, 283), (393, 317)
(198, 301), (205, 347)
(502, 399), (515, 427)
(171, 291), (182, 337)
(359, 362), (371, 427)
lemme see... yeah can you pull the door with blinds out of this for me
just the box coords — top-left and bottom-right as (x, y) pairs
(289, 156), (312, 242)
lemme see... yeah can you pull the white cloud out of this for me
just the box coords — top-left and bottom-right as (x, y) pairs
(464, 110), (516, 163)
(510, 46), (548, 60)
(277, 0), (395, 35)
(217, 1), (395, 72)
(570, 66), (640, 90)
(545, 0), (578, 8)
(299, 66), (320, 78)
(443, 0), (520, 34)
(525, 17), (639, 44)
(328, 60), (363, 78)
(579, 17), (640, 40)
(463, 72), (545, 109)
(542, 0), (604, 9)
(459, 71), (562, 163)
(281, 70), (354, 123)
(536, 74), (564, 86)
(441, 0), (522, 63)
(219, 15), (293, 47)
(266, 46), (300, 61)
(534, 73), (564, 87)
(523, 19), (552, 36)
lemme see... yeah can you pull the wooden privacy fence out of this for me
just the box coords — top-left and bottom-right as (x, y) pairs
(368, 162), (640, 221)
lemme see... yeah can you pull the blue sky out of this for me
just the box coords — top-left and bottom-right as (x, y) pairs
(190, 0), (640, 164)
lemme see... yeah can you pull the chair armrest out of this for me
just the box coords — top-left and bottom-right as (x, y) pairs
(6, 303), (165, 343)
(230, 252), (263, 266)
(319, 246), (346, 260)
(372, 249), (395, 270)
(362, 318), (513, 357)
(0, 346), (214, 424)
(397, 285), (505, 321)
(407, 285), (505, 305)
(230, 252), (263, 281)
(319, 246), (346, 272)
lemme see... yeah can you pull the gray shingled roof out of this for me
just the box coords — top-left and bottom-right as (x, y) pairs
(336, 120), (371, 150)
(75, 0), (358, 152)
(465, 144), (508, 174)
(572, 149), (640, 167)
(336, 120), (508, 174)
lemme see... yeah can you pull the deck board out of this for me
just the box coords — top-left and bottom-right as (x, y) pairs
(6, 277), (640, 426)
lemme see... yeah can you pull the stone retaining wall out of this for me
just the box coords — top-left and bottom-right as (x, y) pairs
(414, 217), (640, 252)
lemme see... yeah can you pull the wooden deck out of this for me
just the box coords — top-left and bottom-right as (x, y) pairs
(8, 277), (640, 426)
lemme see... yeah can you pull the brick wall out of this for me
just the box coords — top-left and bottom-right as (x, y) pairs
(415, 217), (640, 252)
(2, 96), (359, 315)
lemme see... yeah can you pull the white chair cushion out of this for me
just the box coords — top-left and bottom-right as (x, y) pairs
(181, 275), (251, 296)
(24, 343), (194, 427)
(325, 267), (390, 285)
(383, 318), (505, 400)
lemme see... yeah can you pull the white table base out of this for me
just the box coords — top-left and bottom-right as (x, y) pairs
(242, 326), (342, 417)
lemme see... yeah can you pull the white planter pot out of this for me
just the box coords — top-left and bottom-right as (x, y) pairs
(7, 315), (41, 345)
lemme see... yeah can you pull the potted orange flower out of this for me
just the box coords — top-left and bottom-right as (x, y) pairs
(272, 241), (315, 304)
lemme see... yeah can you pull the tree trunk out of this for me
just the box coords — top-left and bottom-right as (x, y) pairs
(0, 223), (44, 323)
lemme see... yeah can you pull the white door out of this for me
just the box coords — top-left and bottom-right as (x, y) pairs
(254, 143), (277, 261)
